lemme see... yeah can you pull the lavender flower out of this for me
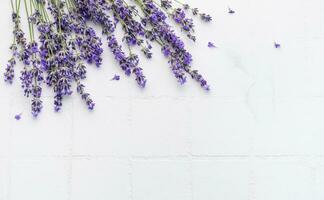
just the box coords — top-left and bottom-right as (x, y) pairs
(78, 0), (148, 88)
(161, 0), (172, 9)
(228, 8), (235, 14)
(112, 74), (121, 80)
(140, 0), (209, 89)
(77, 27), (104, 67)
(4, 0), (212, 117)
(274, 42), (281, 48)
(200, 13), (212, 22)
(4, 58), (16, 84)
(14, 113), (22, 120)
(127, 54), (147, 88)
(28, 41), (44, 117)
(31, 98), (43, 117)
(208, 42), (216, 48)
(171, 8), (196, 41)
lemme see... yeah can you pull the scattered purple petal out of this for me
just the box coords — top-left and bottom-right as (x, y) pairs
(14, 113), (22, 121)
(112, 74), (121, 81)
(228, 8), (235, 14)
(274, 42), (281, 48)
(208, 42), (216, 48)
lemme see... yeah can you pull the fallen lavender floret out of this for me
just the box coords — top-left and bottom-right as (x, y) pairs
(112, 74), (121, 80)
(208, 42), (216, 48)
(274, 42), (281, 48)
(228, 8), (235, 14)
(14, 113), (22, 121)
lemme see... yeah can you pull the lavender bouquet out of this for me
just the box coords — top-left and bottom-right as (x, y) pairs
(4, 0), (212, 117)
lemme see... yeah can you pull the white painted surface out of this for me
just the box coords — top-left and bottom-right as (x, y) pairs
(1, 0), (324, 199)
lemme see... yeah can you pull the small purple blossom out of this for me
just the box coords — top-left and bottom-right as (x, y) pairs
(200, 13), (212, 22)
(208, 42), (216, 48)
(14, 113), (22, 120)
(274, 42), (281, 48)
(162, 45), (171, 57)
(112, 74), (120, 80)
(228, 8), (235, 14)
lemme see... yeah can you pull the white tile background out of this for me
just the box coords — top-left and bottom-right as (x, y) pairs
(1, 0), (324, 199)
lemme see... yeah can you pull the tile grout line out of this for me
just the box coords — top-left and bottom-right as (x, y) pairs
(248, 86), (257, 200)
(4, 153), (324, 160)
(248, 136), (257, 200)
(5, 96), (14, 200)
(188, 157), (194, 200)
(127, 158), (134, 200)
(248, 166), (257, 200)
(4, 154), (324, 160)
(187, 101), (194, 200)
(67, 99), (75, 200)
(309, 156), (318, 199)
(128, 97), (134, 200)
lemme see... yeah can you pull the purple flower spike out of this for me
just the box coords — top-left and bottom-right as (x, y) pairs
(31, 99), (43, 117)
(208, 42), (216, 48)
(171, 8), (195, 41)
(4, 58), (16, 84)
(81, 93), (95, 110)
(112, 74), (120, 81)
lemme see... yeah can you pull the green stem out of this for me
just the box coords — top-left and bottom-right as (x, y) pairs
(15, 0), (18, 12)
(30, 0), (35, 41)
(23, 0), (33, 41)
(67, 0), (73, 10)
(36, 0), (46, 22)
(17, 0), (22, 16)
(56, 0), (62, 34)
(121, 0), (145, 20)
(41, 3), (50, 22)
(11, 0), (17, 44)
(172, 0), (184, 6)
(11, 0), (15, 12)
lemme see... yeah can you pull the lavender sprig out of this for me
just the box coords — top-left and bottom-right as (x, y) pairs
(4, 0), (212, 117)
(138, 0), (210, 89)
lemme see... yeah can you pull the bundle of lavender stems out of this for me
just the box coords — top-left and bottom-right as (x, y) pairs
(4, 0), (212, 117)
